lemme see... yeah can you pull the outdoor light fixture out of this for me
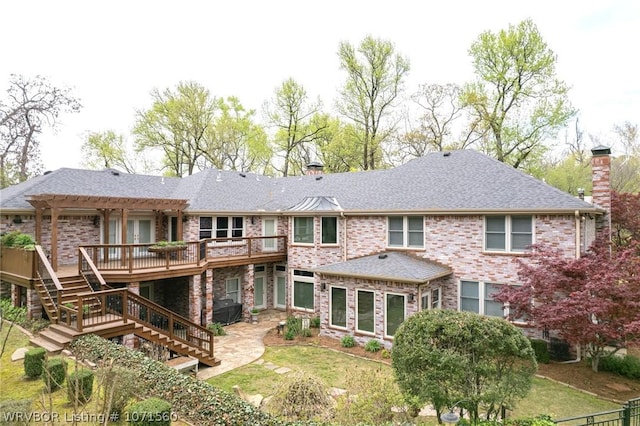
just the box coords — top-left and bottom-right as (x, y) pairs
(408, 293), (415, 302)
(440, 410), (460, 425)
(321, 283), (327, 291)
(277, 321), (286, 335)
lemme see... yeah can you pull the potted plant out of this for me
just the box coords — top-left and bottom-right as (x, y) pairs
(250, 308), (259, 322)
(148, 241), (187, 258)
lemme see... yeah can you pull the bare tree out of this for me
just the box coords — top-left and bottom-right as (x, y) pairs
(0, 75), (81, 187)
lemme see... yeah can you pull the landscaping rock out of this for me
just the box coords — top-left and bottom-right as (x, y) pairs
(11, 347), (29, 361)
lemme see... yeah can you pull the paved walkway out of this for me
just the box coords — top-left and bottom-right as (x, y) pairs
(197, 311), (286, 380)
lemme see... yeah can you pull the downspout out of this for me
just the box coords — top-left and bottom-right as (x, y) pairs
(341, 212), (347, 262)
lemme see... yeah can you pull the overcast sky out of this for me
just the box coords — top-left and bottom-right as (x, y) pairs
(1, 0), (638, 172)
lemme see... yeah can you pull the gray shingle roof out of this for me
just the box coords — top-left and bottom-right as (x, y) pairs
(312, 251), (452, 283)
(0, 150), (600, 214)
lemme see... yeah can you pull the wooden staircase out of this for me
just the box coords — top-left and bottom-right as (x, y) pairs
(30, 246), (220, 367)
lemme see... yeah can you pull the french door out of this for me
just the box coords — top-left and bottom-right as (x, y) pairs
(274, 264), (286, 309)
(254, 266), (266, 309)
(107, 218), (155, 258)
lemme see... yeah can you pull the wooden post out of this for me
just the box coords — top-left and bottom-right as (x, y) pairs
(168, 314), (174, 340)
(122, 290), (128, 324)
(50, 208), (59, 271)
(77, 295), (84, 332)
(121, 208), (128, 266)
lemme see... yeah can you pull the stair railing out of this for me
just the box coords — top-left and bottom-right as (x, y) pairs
(34, 245), (64, 321)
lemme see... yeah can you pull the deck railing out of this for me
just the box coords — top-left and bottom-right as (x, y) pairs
(35, 245), (64, 315)
(61, 288), (214, 357)
(79, 236), (287, 273)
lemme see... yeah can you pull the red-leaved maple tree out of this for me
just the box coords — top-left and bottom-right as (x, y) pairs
(496, 236), (640, 371)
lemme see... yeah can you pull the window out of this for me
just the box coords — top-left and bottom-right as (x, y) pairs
(292, 270), (314, 310)
(485, 215), (532, 252)
(356, 290), (375, 333)
(200, 216), (244, 240)
(321, 217), (338, 245)
(330, 286), (347, 328)
(420, 287), (441, 310)
(388, 216), (424, 248)
(293, 217), (314, 244)
(385, 293), (405, 337)
(460, 280), (509, 318)
(226, 278), (240, 303)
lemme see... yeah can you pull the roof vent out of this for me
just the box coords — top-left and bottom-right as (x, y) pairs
(443, 152), (451, 157)
(315, 176), (323, 181)
(111, 170), (120, 176)
(239, 173), (246, 178)
(216, 171), (222, 182)
(43, 170), (52, 175)
(378, 254), (388, 259)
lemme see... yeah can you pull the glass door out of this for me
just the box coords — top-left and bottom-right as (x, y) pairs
(262, 217), (276, 251)
(274, 264), (286, 309)
(254, 275), (265, 309)
(128, 218), (153, 256)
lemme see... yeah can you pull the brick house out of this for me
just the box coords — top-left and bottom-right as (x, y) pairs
(0, 147), (610, 352)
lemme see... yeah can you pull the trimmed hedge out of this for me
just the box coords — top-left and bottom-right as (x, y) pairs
(67, 369), (94, 404)
(530, 339), (550, 364)
(24, 347), (46, 379)
(127, 398), (172, 426)
(69, 335), (318, 426)
(43, 358), (68, 392)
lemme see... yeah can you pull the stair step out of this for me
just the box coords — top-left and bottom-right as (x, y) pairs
(29, 336), (63, 354)
(38, 329), (73, 345)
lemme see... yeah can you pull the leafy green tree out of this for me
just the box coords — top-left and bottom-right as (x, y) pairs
(392, 309), (536, 422)
(336, 36), (410, 170)
(462, 19), (576, 171)
(202, 97), (271, 174)
(133, 81), (217, 177)
(312, 115), (361, 173)
(81, 130), (149, 173)
(611, 121), (640, 193)
(263, 78), (326, 176)
(541, 152), (592, 196)
(0, 74), (81, 187)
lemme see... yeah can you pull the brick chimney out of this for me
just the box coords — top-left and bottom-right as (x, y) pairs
(305, 161), (324, 176)
(590, 145), (611, 233)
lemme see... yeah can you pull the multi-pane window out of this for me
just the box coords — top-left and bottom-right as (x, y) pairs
(460, 280), (508, 318)
(356, 290), (375, 333)
(321, 217), (338, 245)
(293, 217), (314, 244)
(200, 216), (244, 240)
(385, 293), (405, 337)
(421, 287), (442, 310)
(330, 286), (347, 328)
(388, 216), (424, 248)
(226, 277), (240, 303)
(485, 215), (533, 252)
(292, 270), (314, 310)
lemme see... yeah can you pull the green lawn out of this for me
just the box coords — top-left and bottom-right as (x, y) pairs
(210, 345), (620, 420)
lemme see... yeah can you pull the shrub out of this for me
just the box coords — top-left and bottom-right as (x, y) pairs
(207, 322), (226, 336)
(266, 371), (334, 421)
(0, 299), (49, 333)
(530, 339), (550, 364)
(286, 316), (302, 335)
(0, 399), (32, 426)
(598, 354), (640, 379)
(43, 358), (67, 392)
(127, 397), (172, 426)
(334, 367), (407, 425)
(67, 369), (94, 404)
(284, 329), (296, 340)
(300, 328), (312, 337)
(341, 335), (355, 348)
(381, 348), (392, 359)
(364, 339), (382, 352)
(24, 347), (46, 379)
(0, 231), (36, 249)
(310, 316), (320, 328)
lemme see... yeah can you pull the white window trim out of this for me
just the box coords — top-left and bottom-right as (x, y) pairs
(329, 285), (348, 329)
(421, 287), (442, 310)
(484, 215), (535, 253)
(387, 215), (424, 249)
(320, 216), (339, 246)
(355, 289), (376, 335)
(200, 216), (245, 246)
(459, 280), (521, 320)
(384, 291), (407, 339)
(291, 270), (315, 311)
(225, 277), (241, 304)
(292, 217), (315, 245)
